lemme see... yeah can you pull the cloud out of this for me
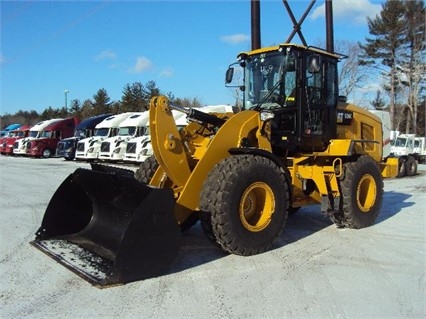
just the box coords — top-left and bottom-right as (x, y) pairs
(310, 0), (381, 25)
(220, 33), (250, 45)
(159, 67), (173, 78)
(129, 56), (153, 73)
(94, 49), (117, 61)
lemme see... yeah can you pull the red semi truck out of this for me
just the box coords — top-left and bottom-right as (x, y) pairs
(0, 125), (30, 155)
(25, 117), (79, 158)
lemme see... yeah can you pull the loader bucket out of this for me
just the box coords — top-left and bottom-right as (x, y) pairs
(31, 164), (181, 287)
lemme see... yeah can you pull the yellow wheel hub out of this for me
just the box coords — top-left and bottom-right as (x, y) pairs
(357, 174), (377, 213)
(239, 182), (275, 232)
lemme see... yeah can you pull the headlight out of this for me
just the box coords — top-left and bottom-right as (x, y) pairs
(88, 147), (94, 153)
(260, 111), (275, 121)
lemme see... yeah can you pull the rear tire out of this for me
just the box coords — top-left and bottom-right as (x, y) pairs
(405, 156), (417, 176)
(200, 155), (290, 256)
(332, 155), (383, 229)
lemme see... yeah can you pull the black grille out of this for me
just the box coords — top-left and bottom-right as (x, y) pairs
(14, 142), (19, 149)
(100, 141), (110, 152)
(126, 142), (136, 153)
(77, 142), (85, 152)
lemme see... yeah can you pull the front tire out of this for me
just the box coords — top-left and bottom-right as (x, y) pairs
(42, 148), (52, 158)
(200, 155), (290, 256)
(134, 155), (158, 183)
(332, 155), (383, 229)
(396, 157), (406, 177)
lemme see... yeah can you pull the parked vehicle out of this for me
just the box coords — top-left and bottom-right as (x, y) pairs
(0, 125), (30, 155)
(75, 113), (138, 161)
(122, 107), (232, 164)
(98, 112), (148, 162)
(370, 109), (424, 177)
(413, 137), (426, 163)
(0, 123), (21, 137)
(56, 114), (112, 161)
(390, 133), (424, 176)
(25, 117), (79, 158)
(122, 111), (184, 164)
(13, 119), (62, 156)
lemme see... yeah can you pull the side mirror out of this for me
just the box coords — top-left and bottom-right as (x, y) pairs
(225, 67), (234, 84)
(307, 55), (321, 73)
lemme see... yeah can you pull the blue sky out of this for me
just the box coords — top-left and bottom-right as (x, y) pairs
(0, 0), (383, 115)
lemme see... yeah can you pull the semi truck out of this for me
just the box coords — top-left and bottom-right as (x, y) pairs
(56, 114), (112, 161)
(98, 112), (148, 162)
(25, 117), (79, 158)
(75, 113), (139, 161)
(390, 133), (426, 176)
(122, 110), (185, 164)
(13, 119), (62, 156)
(0, 125), (30, 155)
(0, 123), (21, 137)
(369, 110), (421, 177)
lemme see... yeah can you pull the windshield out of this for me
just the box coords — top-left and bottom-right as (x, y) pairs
(242, 50), (296, 111)
(135, 127), (148, 137)
(40, 131), (53, 138)
(29, 131), (38, 138)
(94, 128), (109, 137)
(74, 129), (88, 138)
(118, 126), (136, 136)
(394, 138), (407, 147)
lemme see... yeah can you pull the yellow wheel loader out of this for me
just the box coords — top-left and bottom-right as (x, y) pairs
(31, 43), (398, 287)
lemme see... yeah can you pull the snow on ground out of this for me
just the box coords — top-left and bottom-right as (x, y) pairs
(0, 156), (425, 319)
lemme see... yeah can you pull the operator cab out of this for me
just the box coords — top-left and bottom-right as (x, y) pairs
(226, 44), (341, 155)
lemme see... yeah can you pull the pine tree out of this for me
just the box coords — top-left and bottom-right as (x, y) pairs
(359, 0), (406, 129)
(370, 90), (386, 110)
(91, 88), (113, 115)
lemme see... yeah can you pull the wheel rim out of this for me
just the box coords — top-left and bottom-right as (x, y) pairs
(239, 182), (275, 232)
(43, 149), (51, 158)
(356, 174), (377, 213)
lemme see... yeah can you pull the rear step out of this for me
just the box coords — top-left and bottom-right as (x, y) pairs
(31, 164), (181, 287)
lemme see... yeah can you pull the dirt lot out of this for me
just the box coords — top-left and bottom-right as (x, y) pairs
(0, 155), (425, 319)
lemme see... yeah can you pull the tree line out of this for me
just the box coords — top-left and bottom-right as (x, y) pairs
(0, 80), (204, 128)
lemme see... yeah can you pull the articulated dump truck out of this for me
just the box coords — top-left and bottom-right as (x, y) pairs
(31, 44), (398, 287)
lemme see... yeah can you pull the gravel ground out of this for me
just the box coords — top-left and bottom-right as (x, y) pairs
(0, 155), (425, 319)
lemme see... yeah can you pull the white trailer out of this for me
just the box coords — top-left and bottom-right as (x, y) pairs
(75, 113), (139, 161)
(13, 119), (62, 155)
(98, 112), (149, 162)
